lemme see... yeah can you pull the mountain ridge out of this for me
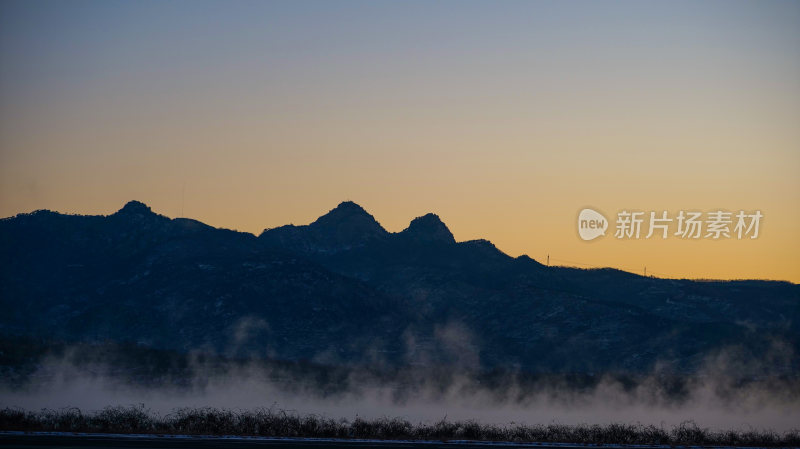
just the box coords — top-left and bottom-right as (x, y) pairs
(1, 200), (797, 375)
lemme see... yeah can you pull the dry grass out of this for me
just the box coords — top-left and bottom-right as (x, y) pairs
(1, 405), (798, 446)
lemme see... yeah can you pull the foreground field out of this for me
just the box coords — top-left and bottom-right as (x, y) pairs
(0, 432), (685, 449)
(1, 407), (798, 447)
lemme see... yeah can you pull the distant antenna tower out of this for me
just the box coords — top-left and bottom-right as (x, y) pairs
(181, 182), (185, 218)
(547, 254), (550, 266)
(644, 266), (647, 277)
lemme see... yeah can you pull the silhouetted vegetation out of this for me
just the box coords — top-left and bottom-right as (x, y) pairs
(1, 406), (798, 446)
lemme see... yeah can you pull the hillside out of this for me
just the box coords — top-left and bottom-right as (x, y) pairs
(1, 201), (797, 375)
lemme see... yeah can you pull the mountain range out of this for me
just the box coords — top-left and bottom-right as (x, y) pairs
(1, 201), (798, 375)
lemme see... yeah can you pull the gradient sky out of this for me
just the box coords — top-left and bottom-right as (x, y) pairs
(1, 0), (799, 282)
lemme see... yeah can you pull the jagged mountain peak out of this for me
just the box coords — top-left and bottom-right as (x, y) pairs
(310, 201), (387, 235)
(401, 213), (455, 243)
(333, 200), (366, 212)
(115, 200), (154, 216)
(314, 201), (370, 220)
(258, 201), (389, 253)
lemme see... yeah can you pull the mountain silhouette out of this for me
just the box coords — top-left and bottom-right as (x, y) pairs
(115, 200), (155, 216)
(1, 201), (798, 374)
(260, 201), (389, 254)
(400, 214), (455, 243)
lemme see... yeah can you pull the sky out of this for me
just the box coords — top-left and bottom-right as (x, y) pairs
(1, 0), (799, 282)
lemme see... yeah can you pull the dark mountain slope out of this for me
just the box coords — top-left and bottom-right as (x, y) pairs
(1, 200), (797, 375)
(259, 201), (389, 254)
(260, 204), (799, 373)
(0, 202), (408, 362)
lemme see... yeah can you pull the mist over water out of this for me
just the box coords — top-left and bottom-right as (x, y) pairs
(2, 349), (798, 433)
